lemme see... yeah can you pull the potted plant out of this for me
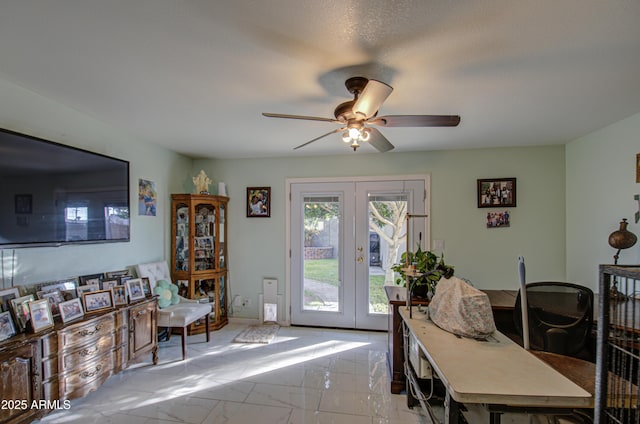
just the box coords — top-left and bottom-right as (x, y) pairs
(391, 244), (454, 299)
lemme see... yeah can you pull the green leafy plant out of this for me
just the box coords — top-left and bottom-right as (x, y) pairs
(391, 244), (454, 295)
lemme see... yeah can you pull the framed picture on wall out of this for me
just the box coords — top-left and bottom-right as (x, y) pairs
(477, 178), (516, 208)
(636, 153), (639, 183)
(247, 187), (271, 217)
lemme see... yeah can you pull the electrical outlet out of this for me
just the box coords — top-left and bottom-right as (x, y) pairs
(245, 298), (252, 307)
(233, 295), (242, 307)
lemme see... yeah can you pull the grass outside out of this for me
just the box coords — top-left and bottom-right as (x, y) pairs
(304, 258), (388, 313)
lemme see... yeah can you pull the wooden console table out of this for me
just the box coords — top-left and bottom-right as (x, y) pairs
(0, 297), (157, 424)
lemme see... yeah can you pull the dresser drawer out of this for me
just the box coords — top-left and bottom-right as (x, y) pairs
(59, 352), (114, 400)
(59, 314), (114, 349)
(60, 335), (115, 372)
(42, 355), (59, 380)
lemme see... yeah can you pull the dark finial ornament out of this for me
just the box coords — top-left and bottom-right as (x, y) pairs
(608, 218), (637, 264)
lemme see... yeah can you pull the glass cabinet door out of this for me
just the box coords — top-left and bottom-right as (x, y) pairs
(219, 203), (226, 269)
(194, 203), (216, 271)
(175, 203), (189, 271)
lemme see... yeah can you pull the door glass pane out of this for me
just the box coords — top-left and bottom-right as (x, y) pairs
(368, 193), (408, 315)
(303, 196), (340, 312)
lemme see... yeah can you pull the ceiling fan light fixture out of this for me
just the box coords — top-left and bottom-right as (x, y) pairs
(353, 79), (393, 119)
(342, 131), (351, 143)
(350, 140), (360, 151)
(360, 128), (371, 142)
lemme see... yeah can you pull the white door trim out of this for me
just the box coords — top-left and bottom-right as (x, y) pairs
(284, 174), (430, 327)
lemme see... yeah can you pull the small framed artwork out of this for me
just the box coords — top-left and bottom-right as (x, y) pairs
(477, 178), (516, 208)
(41, 291), (65, 317)
(101, 279), (118, 291)
(105, 269), (130, 280)
(83, 290), (114, 314)
(40, 279), (78, 300)
(486, 210), (511, 228)
(636, 153), (639, 183)
(126, 278), (146, 302)
(247, 187), (271, 217)
(79, 273), (104, 286)
(28, 299), (54, 333)
(77, 283), (100, 298)
(15, 194), (32, 214)
(140, 277), (152, 298)
(0, 287), (21, 313)
(10, 294), (34, 332)
(59, 298), (85, 323)
(112, 285), (128, 306)
(0, 311), (17, 341)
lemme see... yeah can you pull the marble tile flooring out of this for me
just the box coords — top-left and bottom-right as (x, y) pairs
(36, 323), (430, 424)
(35, 322), (556, 423)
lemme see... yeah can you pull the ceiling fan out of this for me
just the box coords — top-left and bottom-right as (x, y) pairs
(262, 76), (461, 152)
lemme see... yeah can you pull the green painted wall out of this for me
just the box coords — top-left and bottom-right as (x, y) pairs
(196, 145), (566, 319)
(0, 79), (192, 287)
(566, 112), (640, 289)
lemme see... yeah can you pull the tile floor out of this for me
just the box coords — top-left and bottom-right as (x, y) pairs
(35, 323), (560, 423)
(36, 323), (430, 424)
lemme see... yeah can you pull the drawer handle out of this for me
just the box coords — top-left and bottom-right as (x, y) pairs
(78, 324), (103, 337)
(80, 364), (103, 379)
(79, 346), (99, 357)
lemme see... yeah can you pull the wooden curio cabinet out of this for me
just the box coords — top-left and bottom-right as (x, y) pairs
(171, 194), (228, 333)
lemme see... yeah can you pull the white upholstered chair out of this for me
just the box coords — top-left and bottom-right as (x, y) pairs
(136, 261), (211, 360)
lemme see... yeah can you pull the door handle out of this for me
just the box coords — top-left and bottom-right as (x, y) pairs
(357, 256), (364, 263)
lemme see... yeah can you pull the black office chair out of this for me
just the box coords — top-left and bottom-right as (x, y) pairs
(514, 281), (594, 358)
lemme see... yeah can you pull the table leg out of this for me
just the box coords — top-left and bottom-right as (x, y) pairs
(445, 392), (460, 424)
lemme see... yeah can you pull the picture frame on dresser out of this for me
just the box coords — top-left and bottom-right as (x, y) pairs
(0, 310), (17, 341)
(77, 283), (100, 298)
(79, 273), (104, 286)
(126, 278), (146, 302)
(83, 289), (114, 314)
(112, 285), (128, 306)
(10, 294), (34, 332)
(105, 269), (130, 279)
(101, 279), (119, 291)
(140, 277), (152, 297)
(28, 299), (54, 333)
(58, 298), (84, 323)
(0, 287), (20, 313)
(40, 290), (65, 317)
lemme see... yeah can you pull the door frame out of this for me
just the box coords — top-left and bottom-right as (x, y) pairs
(284, 174), (430, 327)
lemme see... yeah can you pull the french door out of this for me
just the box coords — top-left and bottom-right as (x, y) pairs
(289, 178), (427, 330)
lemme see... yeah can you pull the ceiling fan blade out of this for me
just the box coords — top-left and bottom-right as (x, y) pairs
(369, 115), (461, 127)
(352, 79), (393, 119)
(367, 128), (394, 153)
(293, 128), (344, 150)
(262, 112), (338, 123)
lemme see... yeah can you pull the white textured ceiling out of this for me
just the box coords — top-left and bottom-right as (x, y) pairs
(1, 0), (639, 158)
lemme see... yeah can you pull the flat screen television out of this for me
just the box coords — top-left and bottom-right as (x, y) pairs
(0, 128), (130, 248)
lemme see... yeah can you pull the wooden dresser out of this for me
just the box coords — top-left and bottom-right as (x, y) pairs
(0, 297), (157, 424)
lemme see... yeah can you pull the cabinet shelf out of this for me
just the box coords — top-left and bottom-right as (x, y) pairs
(171, 194), (229, 334)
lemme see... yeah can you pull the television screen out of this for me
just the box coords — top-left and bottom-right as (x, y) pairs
(0, 128), (130, 248)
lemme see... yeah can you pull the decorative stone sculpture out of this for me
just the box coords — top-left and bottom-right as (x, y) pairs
(193, 170), (212, 194)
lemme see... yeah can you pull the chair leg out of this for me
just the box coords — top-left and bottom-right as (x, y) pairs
(205, 314), (211, 343)
(181, 326), (187, 360)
